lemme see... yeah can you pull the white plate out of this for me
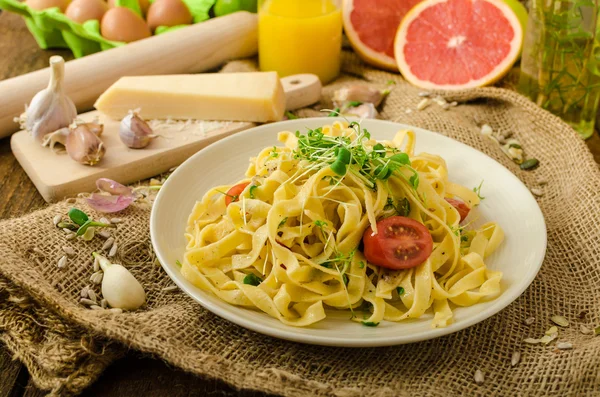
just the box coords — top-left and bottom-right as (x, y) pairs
(150, 118), (547, 347)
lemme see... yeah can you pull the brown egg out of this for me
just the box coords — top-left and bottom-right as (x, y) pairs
(146, 0), (192, 32)
(100, 7), (151, 43)
(65, 0), (108, 23)
(107, 0), (149, 16)
(26, 0), (71, 12)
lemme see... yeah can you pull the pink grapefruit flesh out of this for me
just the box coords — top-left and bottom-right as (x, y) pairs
(343, 0), (423, 71)
(394, 0), (523, 89)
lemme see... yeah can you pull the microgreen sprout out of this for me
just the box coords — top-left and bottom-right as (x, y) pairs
(270, 146), (279, 158)
(328, 108), (341, 117)
(362, 321), (379, 327)
(68, 208), (115, 236)
(314, 220), (327, 228)
(243, 273), (262, 286)
(249, 185), (258, 199)
(347, 101), (363, 107)
(175, 260), (183, 267)
(397, 287), (405, 296)
(473, 180), (485, 200)
(285, 111), (298, 120)
(359, 261), (365, 269)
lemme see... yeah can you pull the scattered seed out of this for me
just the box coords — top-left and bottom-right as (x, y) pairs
(53, 215), (62, 226)
(523, 338), (540, 344)
(98, 230), (111, 239)
(90, 271), (102, 283)
(524, 317), (535, 325)
(580, 325), (592, 335)
(62, 246), (75, 256)
(108, 242), (118, 257)
(57, 255), (67, 269)
(537, 177), (548, 186)
(556, 342), (573, 350)
(540, 334), (558, 344)
(80, 298), (96, 306)
(594, 326), (600, 336)
(65, 232), (77, 240)
(520, 158), (540, 171)
(480, 124), (493, 136)
(93, 256), (100, 272)
(80, 285), (90, 298)
(416, 98), (430, 110)
(150, 178), (161, 186)
(101, 298), (107, 309)
(530, 188), (544, 197)
(449, 101), (458, 107)
(511, 351), (521, 367)
(109, 308), (123, 314)
(551, 315), (570, 327)
(418, 91), (431, 97)
(102, 237), (115, 251)
(99, 217), (110, 225)
(92, 272), (104, 285)
(474, 370), (484, 385)
(545, 326), (558, 336)
(66, 198), (76, 203)
(87, 289), (97, 303)
(162, 285), (178, 292)
(110, 217), (122, 224)
(90, 305), (103, 310)
(432, 96), (447, 106)
(405, 108), (413, 114)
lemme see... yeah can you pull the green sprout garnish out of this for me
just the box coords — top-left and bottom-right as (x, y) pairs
(362, 321), (380, 327)
(328, 108), (341, 117)
(175, 260), (183, 268)
(249, 185), (258, 199)
(278, 217), (288, 229)
(347, 101), (362, 107)
(243, 273), (262, 286)
(359, 261), (365, 269)
(285, 111), (298, 120)
(68, 208), (115, 236)
(397, 287), (405, 296)
(314, 220), (327, 228)
(473, 180), (485, 200)
(270, 147), (279, 158)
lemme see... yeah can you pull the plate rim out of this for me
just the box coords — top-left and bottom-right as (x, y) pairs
(150, 117), (547, 347)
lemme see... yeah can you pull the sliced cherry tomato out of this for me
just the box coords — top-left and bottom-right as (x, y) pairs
(445, 198), (470, 223)
(225, 182), (250, 206)
(362, 216), (433, 270)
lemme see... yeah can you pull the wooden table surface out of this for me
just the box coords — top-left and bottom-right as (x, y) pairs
(1, 10), (600, 397)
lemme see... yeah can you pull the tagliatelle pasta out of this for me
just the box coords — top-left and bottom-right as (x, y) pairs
(182, 121), (504, 328)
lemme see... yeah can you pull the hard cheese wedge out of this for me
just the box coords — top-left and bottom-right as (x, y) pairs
(94, 72), (286, 122)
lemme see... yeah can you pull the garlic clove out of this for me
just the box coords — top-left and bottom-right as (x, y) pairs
(94, 253), (146, 310)
(66, 123), (106, 166)
(332, 84), (387, 107)
(84, 120), (104, 137)
(343, 102), (378, 119)
(25, 56), (77, 143)
(120, 111), (155, 149)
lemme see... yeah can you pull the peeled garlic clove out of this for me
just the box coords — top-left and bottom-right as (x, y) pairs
(94, 253), (146, 310)
(25, 56), (77, 143)
(66, 123), (106, 165)
(120, 111), (155, 149)
(332, 84), (387, 107)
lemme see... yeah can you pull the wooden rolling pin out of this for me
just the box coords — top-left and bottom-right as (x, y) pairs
(0, 11), (258, 139)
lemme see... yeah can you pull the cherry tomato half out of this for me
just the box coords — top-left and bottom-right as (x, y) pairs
(445, 198), (470, 223)
(362, 216), (433, 270)
(225, 182), (250, 206)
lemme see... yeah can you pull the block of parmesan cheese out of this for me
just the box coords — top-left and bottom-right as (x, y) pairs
(94, 72), (286, 122)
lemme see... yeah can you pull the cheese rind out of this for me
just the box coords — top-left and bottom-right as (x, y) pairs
(94, 72), (286, 122)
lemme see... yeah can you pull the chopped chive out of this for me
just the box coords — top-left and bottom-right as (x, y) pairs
(176, 260), (182, 268)
(249, 185), (258, 199)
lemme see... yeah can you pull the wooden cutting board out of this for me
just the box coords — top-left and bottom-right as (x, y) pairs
(11, 74), (322, 202)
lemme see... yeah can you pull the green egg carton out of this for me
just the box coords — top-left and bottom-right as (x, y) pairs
(0, 0), (217, 58)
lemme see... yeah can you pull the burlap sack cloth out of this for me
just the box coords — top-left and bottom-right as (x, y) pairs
(1, 52), (599, 396)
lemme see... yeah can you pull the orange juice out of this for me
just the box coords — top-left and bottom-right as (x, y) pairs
(258, 0), (342, 84)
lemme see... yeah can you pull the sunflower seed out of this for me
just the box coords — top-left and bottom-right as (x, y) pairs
(99, 217), (110, 225)
(87, 289), (97, 303)
(108, 243), (118, 257)
(405, 108), (413, 114)
(53, 215), (62, 226)
(93, 256), (100, 272)
(57, 255), (67, 269)
(162, 285), (178, 292)
(92, 272), (103, 285)
(109, 308), (123, 314)
(551, 315), (569, 327)
(416, 98), (430, 110)
(65, 232), (77, 240)
(98, 230), (111, 239)
(433, 96), (448, 106)
(101, 298), (107, 309)
(530, 188), (544, 197)
(537, 177), (548, 186)
(102, 237), (115, 251)
(449, 101), (458, 107)
(62, 246), (75, 256)
(524, 317), (535, 325)
(110, 217), (122, 224)
(418, 91), (431, 97)
(80, 285), (90, 298)
(580, 325), (592, 334)
(80, 298), (96, 306)
(556, 342), (573, 350)
(90, 305), (103, 310)
(474, 370), (484, 385)
(523, 338), (540, 344)
(511, 351), (520, 367)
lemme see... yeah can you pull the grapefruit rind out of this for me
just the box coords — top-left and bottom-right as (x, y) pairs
(394, 0), (523, 90)
(342, 0), (399, 72)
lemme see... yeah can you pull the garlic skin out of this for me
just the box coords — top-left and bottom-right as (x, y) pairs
(343, 103), (378, 119)
(25, 56), (77, 143)
(94, 253), (146, 310)
(66, 123), (106, 165)
(332, 84), (387, 107)
(120, 111), (155, 149)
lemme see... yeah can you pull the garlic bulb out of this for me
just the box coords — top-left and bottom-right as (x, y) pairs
(66, 123), (106, 165)
(94, 253), (146, 310)
(25, 56), (77, 143)
(120, 111), (155, 149)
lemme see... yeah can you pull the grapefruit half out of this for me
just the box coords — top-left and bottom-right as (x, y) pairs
(343, 0), (423, 71)
(394, 0), (523, 89)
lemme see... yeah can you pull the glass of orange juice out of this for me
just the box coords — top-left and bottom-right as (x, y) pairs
(258, 0), (342, 84)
